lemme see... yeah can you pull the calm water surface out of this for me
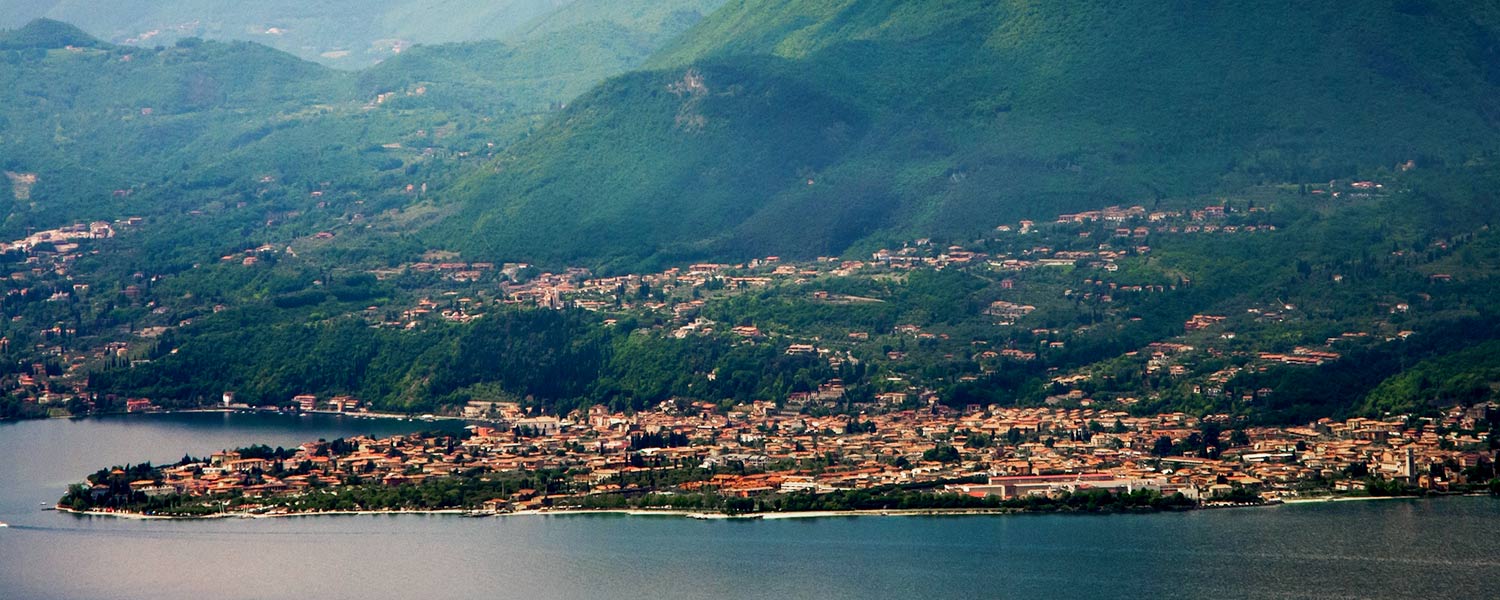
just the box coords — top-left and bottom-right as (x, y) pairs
(1, 413), (1498, 599)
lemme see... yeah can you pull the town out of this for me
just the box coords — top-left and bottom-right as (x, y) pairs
(61, 397), (1499, 518)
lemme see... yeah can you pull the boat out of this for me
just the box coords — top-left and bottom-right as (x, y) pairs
(0, 521), (9, 528)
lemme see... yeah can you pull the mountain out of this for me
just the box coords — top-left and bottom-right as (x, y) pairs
(6, 7), (1500, 428)
(438, 0), (1500, 271)
(0, 0), (727, 69)
(0, 0), (569, 68)
(513, 0), (725, 41)
(0, 15), (97, 48)
(361, 0), (727, 114)
(0, 21), (350, 231)
(0, 5), (720, 266)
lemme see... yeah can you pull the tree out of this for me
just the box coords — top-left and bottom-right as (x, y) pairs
(1152, 436), (1174, 456)
(66, 395), (92, 415)
(922, 445), (960, 463)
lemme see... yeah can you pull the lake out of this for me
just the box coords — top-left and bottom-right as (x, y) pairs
(1, 413), (1497, 599)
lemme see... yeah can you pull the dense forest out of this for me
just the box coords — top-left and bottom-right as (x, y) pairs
(440, 0), (1500, 269)
(90, 307), (846, 415)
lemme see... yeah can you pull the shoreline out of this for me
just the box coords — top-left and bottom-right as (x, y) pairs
(7, 407), (469, 424)
(54, 505), (1032, 521)
(161, 407), (466, 423)
(64, 494), (1494, 522)
(58, 492), (1489, 522)
(1279, 494), (1425, 504)
(46, 502), (1278, 522)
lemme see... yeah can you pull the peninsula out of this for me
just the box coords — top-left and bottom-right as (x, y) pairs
(60, 403), (1500, 519)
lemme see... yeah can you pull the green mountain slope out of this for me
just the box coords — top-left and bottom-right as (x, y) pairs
(439, 0), (1500, 270)
(514, 0), (725, 41)
(0, 15), (98, 48)
(0, 8), (717, 266)
(362, 0), (726, 115)
(1, 21), (351, 229)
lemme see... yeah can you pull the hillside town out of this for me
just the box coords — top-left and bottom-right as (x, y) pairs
(8, 182), (1471, 440)
(2, 197), (1288, 413)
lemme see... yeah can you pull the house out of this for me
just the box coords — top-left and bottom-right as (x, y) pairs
(294, 394), (317, 412)
(225, 458), (270, 473)
(731, 325), (765, 338)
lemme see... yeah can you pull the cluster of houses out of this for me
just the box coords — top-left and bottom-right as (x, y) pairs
(0, 218), (133, 296)
(1052, 203), (1276, 233)
(92, 398), (1497, 512)
(1258, 348), (1343, 366)
(1, 221), (116, 254)
(361, 198), (1292, 365)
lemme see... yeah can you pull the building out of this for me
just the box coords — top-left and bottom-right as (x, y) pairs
(330, 396), (357, 413)
(294, 394), (317, 412)
(1402, 446), (1417, 482)
(949, 473), (1163, 500)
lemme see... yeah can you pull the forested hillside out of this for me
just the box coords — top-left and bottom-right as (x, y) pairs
(0, 6), (719, 269)
(439, 0), (1500, 270)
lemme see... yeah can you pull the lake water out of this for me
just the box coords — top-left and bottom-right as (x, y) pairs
(1, 413), (1498, 599)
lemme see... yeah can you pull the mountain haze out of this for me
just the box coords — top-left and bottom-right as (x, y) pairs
(0, 0), (570, 68)
(0, 0), (729, 69)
